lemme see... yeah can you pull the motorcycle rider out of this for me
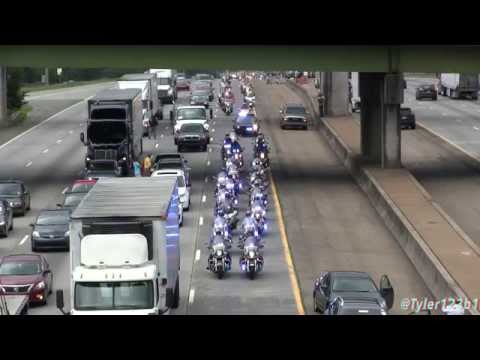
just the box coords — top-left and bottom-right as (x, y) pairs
(252, 205), (267, 237)
(239, 210), (260, 247)
(211, 208), (232, 247)
(229, 132), (243, 154)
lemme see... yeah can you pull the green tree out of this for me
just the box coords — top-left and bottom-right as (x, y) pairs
(7, 68), (25, 111)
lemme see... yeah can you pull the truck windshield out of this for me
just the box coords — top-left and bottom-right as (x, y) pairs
(158, 78), (170, 86)
(177, 108), (206, 120)
(75, 281), (154, 311)
(91, 108), (126, 120)
(88, 122), (127, 144)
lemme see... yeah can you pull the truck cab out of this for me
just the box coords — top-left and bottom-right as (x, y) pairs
(149, 69), (177, 104)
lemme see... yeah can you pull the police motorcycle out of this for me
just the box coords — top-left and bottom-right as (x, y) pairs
(238, 211), (262, 248)
(239, 236), (264, 280)
(215, 192), (239, 230)
(211, 208), (233, 245)
(251, 203), (268, 237)
(207, 234), (232, 279)
(249, 167), (269, 189)
(250, 185), (268, 209)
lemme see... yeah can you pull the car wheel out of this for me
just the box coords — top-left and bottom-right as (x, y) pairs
(41, 290), (48, 306)
(31, 242), (37, 252)
(313, 293), (320, 313)
(9, 220), (13, 231)
(412, 124), (416, 129)
(281, 125), (285, 130)
(1, 226), (7, 237)
(185, 198), (190, 211)
(26, 199), (31, 211)
(21, 205), (26, 216)
(177, 146), (182, 153)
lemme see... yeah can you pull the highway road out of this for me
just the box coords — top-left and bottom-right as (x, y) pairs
(0, 79), (299, 315)
(255, 81), (432, 315)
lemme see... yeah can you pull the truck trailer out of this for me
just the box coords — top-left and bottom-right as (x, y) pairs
(56, 177), (181, 315)
(81, 88), (144, 176)
(118, 73), (163, 121)
(440, 73), (479, 99)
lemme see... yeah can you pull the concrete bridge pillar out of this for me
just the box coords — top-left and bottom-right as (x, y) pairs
(323, 72), (349, 116)
(0, 66), (7, 125)
(359, 72), (403, 168)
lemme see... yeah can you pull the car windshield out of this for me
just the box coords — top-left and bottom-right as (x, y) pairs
(0, 183), (22, 196)
(193, 90), (209, 96)
(64, 193), (87, 207)
(158, 78), (170, 85)
(196, 75), (211, 80)
(177, 108), (206, 120)
(400, 108), (411, 116)
(36, 211), (70, 225)
(0, 261), (41, 275)
(180, 124), (204, 133)
(286, 106), (306, 115)
(71, 183), (95, 193)
(74, 281), (154, 311)
(237, 115), (255, 124)
(332, 277), (378, 292)
(192, 96), (208, 102)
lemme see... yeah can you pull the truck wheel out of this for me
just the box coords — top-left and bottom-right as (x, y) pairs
(166, 277), (180, 309)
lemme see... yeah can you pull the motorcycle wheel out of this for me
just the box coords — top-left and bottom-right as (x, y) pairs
(248, 270), (256, 280)
(217, 270), (225, 279)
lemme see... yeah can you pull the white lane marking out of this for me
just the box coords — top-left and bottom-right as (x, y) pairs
(56, 139), (63, 144)
(212, 128), (215, 133)
(25, 161), (33, 168)
(209, 147), (212, 153)
(188, 288), (195, 304)
(19, 235), (29, 246)
(474, 127), (480, 131)
(214, 115), (217, 118)
(205, 177), (208, 183)
(161, 134), (164, 138)
(461, 251), (471, 256)
(199, 216), (204, 226)
(62, 187), (69, 194)
(195, 249), (201, 262)
(210, 137), (213, 142)
(213, 121), (216, 125)
(155, 143), (159, 148)
(442, 113), (447, 116)
(202, 195), (206, 203)
(42, 148), (49, 154)
(0, 97), (92, 152)
(207, 160), (210, 166)
(69, 130), (73, 134)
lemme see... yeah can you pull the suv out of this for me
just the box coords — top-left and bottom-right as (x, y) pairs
(153, 153), (191, 186)
(400, 107), (416, 130)
(0, 180), (31, 216)
(280, 103), (309, 130)
(416, 84), (437, 101)
(313, 271), (394, 315)
(176, 123), (209, 152)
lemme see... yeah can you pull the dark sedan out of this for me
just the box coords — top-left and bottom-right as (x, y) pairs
(59, 191), (88, 210)
(176, 123), (209, 152)
(280, 103), (309, 130)
(234, 113), (259, 136)
(30, 209), (71, 252)
(416, 84), (437, 101)
(400, 107), (416, 130)
(313, 271), (394, 315)
(190, 91), (211, 108)
(0, 180), (31, 216)
(0, 254), (53, 305)
(0, 200), (14, 237)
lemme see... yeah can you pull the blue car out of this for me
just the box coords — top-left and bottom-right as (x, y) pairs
(234, 113), (259, 137)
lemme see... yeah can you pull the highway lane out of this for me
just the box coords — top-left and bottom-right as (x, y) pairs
(256, 81), (433, 315)
(186, 80), (298, 314)
(404, 76), (480, 158)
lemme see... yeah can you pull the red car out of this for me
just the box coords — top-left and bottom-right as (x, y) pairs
(0, 254), (53, 305)
(176, 77), (190, 91)
(71, 179), (97, 193)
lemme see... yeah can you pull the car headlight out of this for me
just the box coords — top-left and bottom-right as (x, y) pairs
(380, 309), (387, 315)
(35, 281), (45, 290)
(64, 231), (70, 237)
(86, 157), (91, 161)
(253, 124), (258, 131)
(122, 157), (127, 161)
(204, 124), (210, 130)
(32, 231), (40, 238)
(0, 221), (4, 226)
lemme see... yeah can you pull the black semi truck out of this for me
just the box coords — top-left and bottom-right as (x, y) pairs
(80, 89), (144, 176)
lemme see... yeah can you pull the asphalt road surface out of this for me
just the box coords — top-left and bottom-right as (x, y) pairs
(256, 81), (432, 315)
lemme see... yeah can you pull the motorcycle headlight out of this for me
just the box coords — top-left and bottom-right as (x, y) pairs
(253, 124), (258, 131)
(260, 152), (265, 159)
(248, 250), (256, 258)
(122, 156), (127, 161)
(216, 249), (223, 257)
(64, 231), (70, 237)
(32, 231), (40, 238)
(35, 281), (45, 290)
(86, 157), (91, 161)
(380, 309), (387, 315)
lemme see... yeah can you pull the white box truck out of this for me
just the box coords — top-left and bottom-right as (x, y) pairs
(148, 69), (177, 104)
(118, 73), (163, 121)
(349, 72), (360, 112)
(440, 73), (479, 99)
(56, 177), (181, 315)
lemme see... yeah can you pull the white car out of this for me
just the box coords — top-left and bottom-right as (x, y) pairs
(151, 170), (191, 211)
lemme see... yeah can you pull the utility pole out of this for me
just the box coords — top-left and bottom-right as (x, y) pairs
(0, 66), (7, 125)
